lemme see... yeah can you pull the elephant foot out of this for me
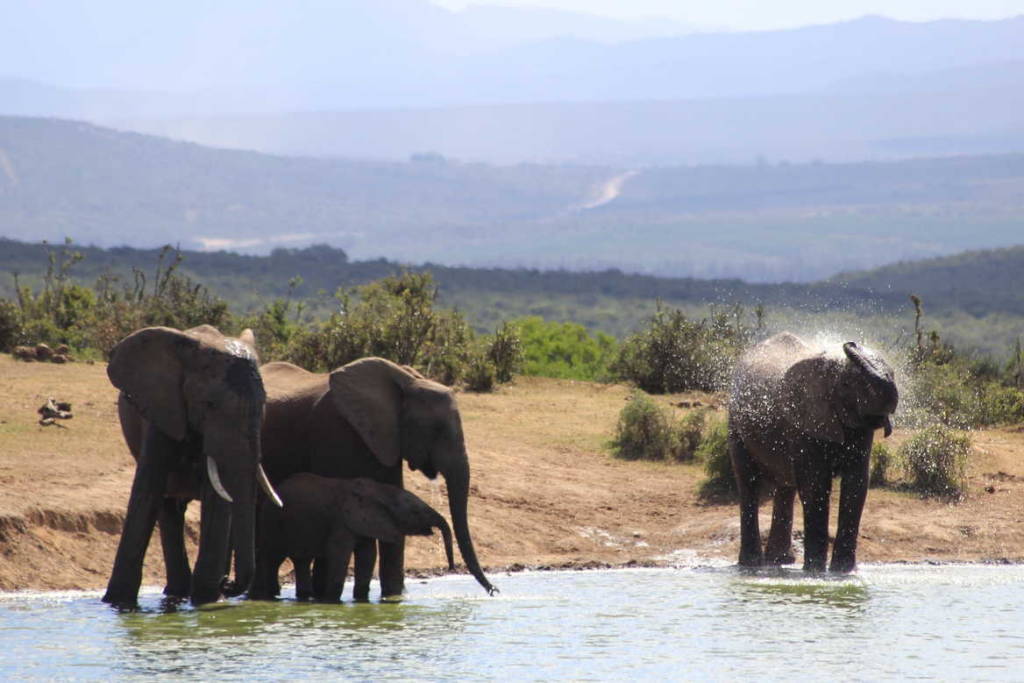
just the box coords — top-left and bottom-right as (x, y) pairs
(190, 582), (224, 606)
(802, 558), (827, 573)
(829, 556), (856, 574)
(163, 584), (190, 599)
(737, 550), (764, 568)
(764, 550), (796, 566)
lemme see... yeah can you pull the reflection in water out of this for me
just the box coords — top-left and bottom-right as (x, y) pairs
(2, 567), (1024, 679)
(732, 568), (870, 611)
(112, 593), (477, 678)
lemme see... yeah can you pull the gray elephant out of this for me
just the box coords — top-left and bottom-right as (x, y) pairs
(728, 332), (898, 573)
(103, 325), (280, 606)
(251, 473), (455, 602)
(260, 357), (496, 600)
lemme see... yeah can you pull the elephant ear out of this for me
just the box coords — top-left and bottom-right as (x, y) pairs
(107, 326), (198, 442)
(341, 479), (405, 544)
(781, 353), (846, 444)
(328, 357), (416, 468)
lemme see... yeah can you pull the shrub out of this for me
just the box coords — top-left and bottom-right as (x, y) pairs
(696, 417), (736, 500)
(0, 298), (21, 351)
(486, 321), (524, 384)
(611, 304), (752, 393)
(896, 425), (971, 498)
(675, 408), (708, 462)
(516, 316), (617, 381)
(869, 442), (892, 488)
(285, 271), (472, 381)
(610, 391), (679, 461)
(463, 354), (497, 393)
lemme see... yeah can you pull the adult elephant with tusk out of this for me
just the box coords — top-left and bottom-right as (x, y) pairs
(103, 325), (281, 607)
(259, 357), (497, 599)
(728, 332), (899, 573)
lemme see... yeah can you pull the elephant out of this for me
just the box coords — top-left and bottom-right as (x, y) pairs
(251, 473), (455, 602)
(260, 357), (496, 599)
(103, 325), (281, 607)
(728, 332), (898, 573)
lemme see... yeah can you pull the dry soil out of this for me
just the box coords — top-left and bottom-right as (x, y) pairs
(1, 357), (1022, 593)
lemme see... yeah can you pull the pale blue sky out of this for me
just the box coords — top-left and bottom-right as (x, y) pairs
(433, 0), (1024, 30)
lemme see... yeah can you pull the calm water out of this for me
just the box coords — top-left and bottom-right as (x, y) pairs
(2, 564), (1023, 680)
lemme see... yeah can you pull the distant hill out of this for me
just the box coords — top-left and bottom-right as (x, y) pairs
(3, 9), (1022, 109)
(2, 116), (1024, 282)
(832, 246), (1024, 317)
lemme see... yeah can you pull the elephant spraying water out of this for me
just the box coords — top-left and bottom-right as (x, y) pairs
(728, 332), (898, 572)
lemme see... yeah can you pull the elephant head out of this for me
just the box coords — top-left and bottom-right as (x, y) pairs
(106, 325), (269, 603)
(340, 479), (456, 572)
(781, 341), (899, 443)
(328, 357), (495, 594)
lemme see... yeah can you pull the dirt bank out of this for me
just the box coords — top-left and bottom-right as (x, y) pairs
(1, 357), (1022, 593)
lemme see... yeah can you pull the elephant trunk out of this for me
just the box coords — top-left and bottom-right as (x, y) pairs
(444, 463), (497, 595)
(433, 513), (456, 571)
(209, 436), (260, 599)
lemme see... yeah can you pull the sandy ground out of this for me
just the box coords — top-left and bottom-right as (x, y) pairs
(1, 357), (1023, 594)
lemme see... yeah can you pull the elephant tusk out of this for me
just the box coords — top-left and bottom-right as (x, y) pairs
(257, 464), (284, 508)
(206, 456), (234, 503)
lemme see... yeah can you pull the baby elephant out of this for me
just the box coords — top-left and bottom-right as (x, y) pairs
(252, 473), (455, 601)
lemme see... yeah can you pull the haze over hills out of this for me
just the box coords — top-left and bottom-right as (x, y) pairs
(2, 8), (1024, 164)
(1, 117), (1023, 282)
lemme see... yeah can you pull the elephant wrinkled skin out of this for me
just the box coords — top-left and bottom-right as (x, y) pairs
(260, 357), (496, 599)
(103, 325), (274, 607)
(251, 473), (455, 602)
(728, 332), (898, 573)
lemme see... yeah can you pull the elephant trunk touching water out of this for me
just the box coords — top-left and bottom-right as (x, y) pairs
(728, 332), (899, 573)
(260, 357), (497, 598)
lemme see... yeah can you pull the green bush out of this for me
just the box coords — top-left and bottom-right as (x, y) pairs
(0, 298), (21, 351)
(896, 425), (971, 498)
(611, 304), (752, 393)
(516, 316), (617, 381)
(696, 418), (736, 500)
(610, 391), (680, 461)
(676, 408), (708, 462)
(869, 442), (892, 488)
(908, 357), (1024, 428)
(486, 321), (524, 384)
(463, 354), (497, 393)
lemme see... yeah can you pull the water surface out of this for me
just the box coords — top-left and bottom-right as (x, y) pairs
(2, 564), (1023, 680)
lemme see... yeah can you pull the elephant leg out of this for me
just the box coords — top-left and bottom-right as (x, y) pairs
(831, 453), (870, 573)
(797, 461), (833, 572)
(765, 486), (796, 565)
(730, 435), (763, 567)
(311, 556), (327, 599)
(294, 558), (314, 600)
(190, 478), (233, 605)
(250, 551), (282, 600)
(378, 539), (406, 598)
(320, 532), (355, 603)
(103, 425), (174, 606)
(352, 537), (376, 602)
(159, 498), (191, 598)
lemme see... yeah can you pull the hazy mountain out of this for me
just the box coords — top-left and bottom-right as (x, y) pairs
(4, 9), (1023, 165)
(2, 10), (1022, 111)
(2, 116), (1022, 282)
(110, 82), (1024, 165)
